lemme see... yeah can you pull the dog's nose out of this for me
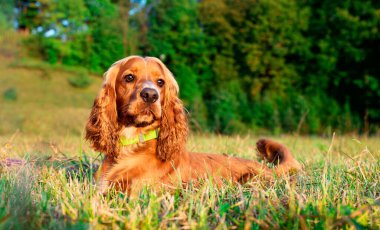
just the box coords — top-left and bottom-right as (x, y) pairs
(140, 88), (159, 103)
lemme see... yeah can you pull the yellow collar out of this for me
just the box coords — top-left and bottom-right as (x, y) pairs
(119, 128), (160, 146)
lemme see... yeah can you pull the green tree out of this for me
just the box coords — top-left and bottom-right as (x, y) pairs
(199, 0), (310, 133)
(84, 0), (125, 73)
(21, 0), (90, 65)
(0, 0), (14, 28)
(197, 0), (246, 132)
(142, 0), (211, 129)
(16, 0), (40, 33)
(298, 0), (380, 133)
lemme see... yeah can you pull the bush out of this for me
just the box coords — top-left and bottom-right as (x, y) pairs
(68, 73), (92, 88)
(3, 88), (17, 101)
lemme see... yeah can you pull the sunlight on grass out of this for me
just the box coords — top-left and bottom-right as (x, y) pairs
(0, 56), (102, 137)
(0, 134), (379, 229)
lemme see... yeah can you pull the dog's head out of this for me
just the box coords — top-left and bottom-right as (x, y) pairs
(86, 56), (188, 160)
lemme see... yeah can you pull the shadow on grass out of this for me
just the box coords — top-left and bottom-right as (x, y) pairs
(1, 151), (101, 182)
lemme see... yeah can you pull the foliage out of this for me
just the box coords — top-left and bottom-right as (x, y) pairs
(68, 72), (92, 88)
(2, 88), (17, 101)
(296, 0), (380, 134)
(198, 0), (310, 133)
(9, 0), (380, 134)
(0, 0), (13, 31)
(139, 0), (211, 129)
(19, 0), (127, 74)
(84, 0), (126, 73)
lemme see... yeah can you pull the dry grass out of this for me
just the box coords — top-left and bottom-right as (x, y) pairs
(0, 55), (102, 137)
(0, 133), (379, 229)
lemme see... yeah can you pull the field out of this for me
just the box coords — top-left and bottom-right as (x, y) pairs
(1, 134), (379, 229)
(0, 54), (380, 229)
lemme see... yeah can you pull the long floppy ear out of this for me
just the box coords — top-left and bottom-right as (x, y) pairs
(151, 58), (189, 161)
(85, 65), (120, 156)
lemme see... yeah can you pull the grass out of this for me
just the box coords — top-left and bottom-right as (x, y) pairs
(0, 134), (379, 229)
(0, 55), (102, 137)
(0, 36), (379, 229)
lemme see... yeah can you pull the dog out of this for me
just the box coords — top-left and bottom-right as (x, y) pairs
(85, 56), (302, 194)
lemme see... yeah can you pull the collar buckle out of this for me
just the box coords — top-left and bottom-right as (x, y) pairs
(138, 134), (145, 143)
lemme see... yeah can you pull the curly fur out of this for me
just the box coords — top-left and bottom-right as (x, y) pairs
(157, 97), (188, 161)
(85, 84), (119, 156)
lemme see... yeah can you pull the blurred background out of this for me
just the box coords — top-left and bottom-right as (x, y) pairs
(0, 0), (379, 138)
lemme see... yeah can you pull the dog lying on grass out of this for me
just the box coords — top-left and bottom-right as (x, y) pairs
(85, 56), (302, 194)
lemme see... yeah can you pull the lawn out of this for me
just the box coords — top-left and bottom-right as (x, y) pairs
(0, 134), (379, 229)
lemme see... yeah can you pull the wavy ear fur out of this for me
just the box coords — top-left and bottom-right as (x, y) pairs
(85, 66), (120, 156)
(153, 58), (188, 161)
(157, 97), (188, 161)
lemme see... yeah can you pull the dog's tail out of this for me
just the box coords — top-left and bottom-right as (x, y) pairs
(256, 139), (302, 175)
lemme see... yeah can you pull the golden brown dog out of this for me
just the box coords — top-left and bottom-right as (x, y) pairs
(85, 56), (302, 194)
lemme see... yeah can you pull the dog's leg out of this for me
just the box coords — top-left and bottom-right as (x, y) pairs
(95, 155), (116, 194)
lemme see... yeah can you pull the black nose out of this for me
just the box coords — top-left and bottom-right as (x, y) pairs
(140, 88), (159, 103)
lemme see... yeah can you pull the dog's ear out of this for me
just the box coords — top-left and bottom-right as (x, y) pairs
(85, 66), (120, 156)
(157, 96), (188, 161)
(153, 58), (188, 161)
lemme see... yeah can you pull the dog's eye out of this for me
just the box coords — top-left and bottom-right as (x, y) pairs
(124, 74), (135, 82)
(157, 79), (165, 87)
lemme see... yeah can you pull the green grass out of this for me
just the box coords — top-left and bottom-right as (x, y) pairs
(0, 38), (379, 229)
(0, 135), (379, 229)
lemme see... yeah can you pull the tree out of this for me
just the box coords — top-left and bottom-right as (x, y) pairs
(19, 0), (91, 65)
(85, 0), (125, 72)
(298, 0), (380, 133)
(199, 0), (310, 133)
(143, 0), (211, 129)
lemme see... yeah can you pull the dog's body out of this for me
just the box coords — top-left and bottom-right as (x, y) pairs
(86, 56), (302, 194)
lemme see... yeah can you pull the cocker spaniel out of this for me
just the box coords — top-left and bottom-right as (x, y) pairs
(85, 56), (302, 194)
